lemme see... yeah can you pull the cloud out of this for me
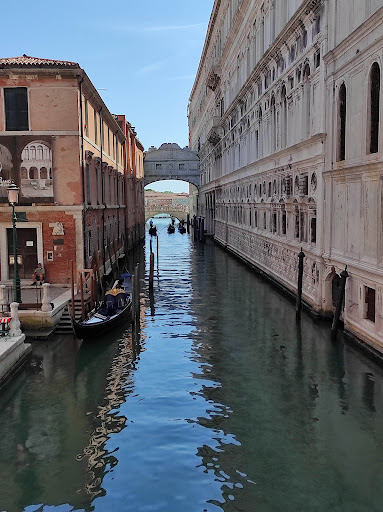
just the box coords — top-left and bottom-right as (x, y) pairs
(134, 60), (168, 76)
(167, 74), (196, 81)
(139, 22), (206, 33)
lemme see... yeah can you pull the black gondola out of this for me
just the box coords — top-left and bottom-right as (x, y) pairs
(72, 273), (132, 340)
(167, 224), (175, 233)
(149, 225), (157, 236)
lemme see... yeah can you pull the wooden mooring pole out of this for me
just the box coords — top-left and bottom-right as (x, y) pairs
(331, 266), (349, 338)
(156, 235), (159, 267)
(79, 273), (85, 321)
(70, 260), (75, 320)
(149, 252), (154, 289)
(296, 248), (305, 320)
(135, 263), (140, 319)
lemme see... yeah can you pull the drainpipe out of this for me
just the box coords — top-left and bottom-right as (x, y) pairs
(99, 107), (106, 273)
(116, 131), (120, 246)
(78, 75), (87, 269)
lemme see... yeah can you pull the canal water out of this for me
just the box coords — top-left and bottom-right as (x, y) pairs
(1, 217), (383, 512)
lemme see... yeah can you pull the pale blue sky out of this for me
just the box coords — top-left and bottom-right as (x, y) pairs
(2, 0), (214, 192)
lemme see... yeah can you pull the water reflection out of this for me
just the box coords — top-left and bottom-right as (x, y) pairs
(0, 323), (141, 512)
(2, 219), (383, 511)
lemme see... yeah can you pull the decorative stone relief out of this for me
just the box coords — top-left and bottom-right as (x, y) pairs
(50, 222), (65, 236)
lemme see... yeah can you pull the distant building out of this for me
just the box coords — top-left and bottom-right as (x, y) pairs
(0, 55), (144, 285)
(189, 1), (383, 350)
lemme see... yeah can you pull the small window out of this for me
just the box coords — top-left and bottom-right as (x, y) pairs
(365, 287), (376, 322)
(338, 84), (347, 161)
(4, 87), (29, 131)
(282, 210), (286, 235)
(369, 63), (380, 154)
(156, 163), (162, 170)
(86, 163), (91, 205)
(315, 50), (320, 69)
(94, 111), (98, 145)
(311, 217), (317, 243)
(179, 163), (185, 170)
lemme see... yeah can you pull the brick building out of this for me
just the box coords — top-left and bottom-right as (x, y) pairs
(0, 55), (144, 285)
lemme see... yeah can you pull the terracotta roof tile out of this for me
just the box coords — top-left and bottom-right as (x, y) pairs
(0, 54), (80, 68)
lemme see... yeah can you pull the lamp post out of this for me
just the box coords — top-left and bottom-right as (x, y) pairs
(7, 184), (21, 304)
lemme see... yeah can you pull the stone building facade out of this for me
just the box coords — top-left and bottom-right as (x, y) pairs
(188, 1), (383, 350)
(0, 56), (144, 285)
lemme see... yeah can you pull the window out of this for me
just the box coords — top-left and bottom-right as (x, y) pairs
(369, 63), (380, 154)
(4, 87), (29, 131)
(86, 163), (91, 205)
(299, 174), (309, 196)
(338, 83), (347, 161)
(271, 211), (277, 233)
(84, 100), (89, 137)
(282, 209), (286, 235)
(311, 216), (317, 243)
(96, 166), (100, 205)
(179, 163), (185, 170)
(156, 163), (162, 170)
(365, 287), (376, 322)
(94, 111), (98, 145)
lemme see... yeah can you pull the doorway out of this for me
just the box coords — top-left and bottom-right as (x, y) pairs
(7, 228), (38, 279)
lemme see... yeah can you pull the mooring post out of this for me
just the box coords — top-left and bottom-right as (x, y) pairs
(187, 213), (190, 233)
(80, 273), (85, 321)
(296, 248), (305, 320)
(131, 273), (136, 322)
(200, 217), (205, 242)
(70, 261), (75, 320)
(149, 252), (154, 289)
(331, 266), (349, 338)
(193, 215), (197, 240)
(135, 263), (140, 318)
(156, 234), (159, 267)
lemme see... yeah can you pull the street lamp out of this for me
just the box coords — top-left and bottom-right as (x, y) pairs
(7, 184), (21, 304)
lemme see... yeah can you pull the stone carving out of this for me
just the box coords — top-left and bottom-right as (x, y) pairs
(50, 222), (64, 236)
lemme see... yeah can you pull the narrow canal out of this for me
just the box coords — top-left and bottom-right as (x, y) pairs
(1, 217), (383, 512)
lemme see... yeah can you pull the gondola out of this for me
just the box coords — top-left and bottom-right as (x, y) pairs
(72, 273), (132, 340)
(149, 225), (157, 236)
(178, 222), (186, 234)
(167, 224), (175, 233)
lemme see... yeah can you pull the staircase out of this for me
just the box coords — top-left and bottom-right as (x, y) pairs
(55, 293), (91, 334)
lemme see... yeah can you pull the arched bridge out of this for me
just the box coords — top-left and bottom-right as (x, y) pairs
(144, 143), (200, 188)
(145, 191), (189, 222)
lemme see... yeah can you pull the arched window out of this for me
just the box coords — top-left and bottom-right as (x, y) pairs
(281, 85), (287, 148)
(270, 96), (276, 153)
(369, 62), (380, 154)
(29, 167), (38, 179)
(338, 83), (346, 161)
(303, 64), (311, 139)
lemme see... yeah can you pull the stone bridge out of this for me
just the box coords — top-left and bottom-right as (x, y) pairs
(144, 143), (200, 188)
(145, 191), (189, 222)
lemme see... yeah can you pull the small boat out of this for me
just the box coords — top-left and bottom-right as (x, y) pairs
(167, 224), (175, 233)
(149, 225), (157, 236)
(178, 223), (186, 234)
(72, 273), (132, 339)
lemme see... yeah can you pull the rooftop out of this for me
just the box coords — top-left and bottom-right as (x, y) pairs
(0, 54), (80, 69)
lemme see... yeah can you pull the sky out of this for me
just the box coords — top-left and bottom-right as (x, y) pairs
(2, 0), (214, 193)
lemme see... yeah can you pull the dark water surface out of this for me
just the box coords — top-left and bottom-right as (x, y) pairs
(1, 217), (383, 512)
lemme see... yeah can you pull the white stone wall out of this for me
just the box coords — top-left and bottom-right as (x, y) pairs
(324, 4), (383, 347)
(189, 0), (383, 349)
